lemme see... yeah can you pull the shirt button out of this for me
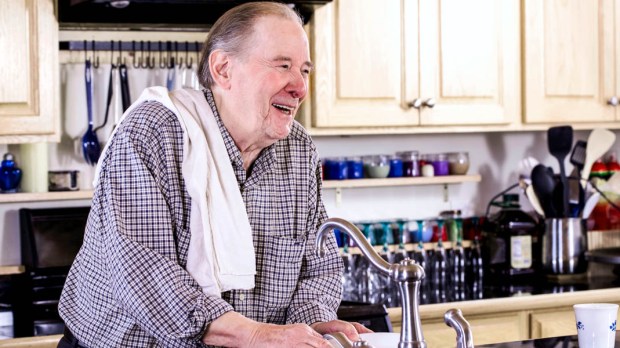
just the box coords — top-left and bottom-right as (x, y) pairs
(239, 293), (246, 301)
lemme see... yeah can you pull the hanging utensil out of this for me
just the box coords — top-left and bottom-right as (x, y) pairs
(547, 125), (573, 217)
(531, 164), (558, 217)
(582, 128), (616, 188)
(568, 140), (587, 216)
(81, 59), (101, 166)
(119, 63), (131, 111)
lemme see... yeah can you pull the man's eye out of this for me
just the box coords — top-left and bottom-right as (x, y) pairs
(279, 64), (291, 70)
(302, 69), (311, 75)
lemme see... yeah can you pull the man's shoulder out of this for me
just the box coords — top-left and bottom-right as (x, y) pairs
(120, 100), (181, 133)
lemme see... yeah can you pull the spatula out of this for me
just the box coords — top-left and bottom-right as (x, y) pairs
(531, 164), (558, 218)
(547, 126), (573, 217)
(568, 140), (587, 215)
(581, 128), (617, 188)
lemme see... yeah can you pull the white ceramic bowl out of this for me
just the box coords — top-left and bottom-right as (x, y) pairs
(359, 333), (400, 348)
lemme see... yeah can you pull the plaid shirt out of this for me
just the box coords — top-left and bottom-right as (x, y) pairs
(58, 90), (343, 347)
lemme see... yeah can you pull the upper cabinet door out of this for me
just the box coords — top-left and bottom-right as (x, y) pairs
(0, 0), (59, 142)
(310, 0), (520, 129)
(419, 0), (520, 126)
(523, 0), (616, 123)
(311, 0), (419, 128)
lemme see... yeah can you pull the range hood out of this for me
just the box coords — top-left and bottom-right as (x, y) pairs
(57, 0), (332, 30)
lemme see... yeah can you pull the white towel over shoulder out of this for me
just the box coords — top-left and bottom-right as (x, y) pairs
(95, 86), (256, 297)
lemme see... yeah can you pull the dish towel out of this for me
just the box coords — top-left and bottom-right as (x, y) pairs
(94, 86), (256, 297)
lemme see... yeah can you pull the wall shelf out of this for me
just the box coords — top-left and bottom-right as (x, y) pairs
(0, 175), (481, 204)
(322, 174), (481, 189)
(0, 190), (94, 203)
(0, 265), (24, 276)
(323, 174), (481, 206)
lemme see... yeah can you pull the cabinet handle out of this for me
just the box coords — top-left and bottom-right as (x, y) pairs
(608, 96), (619, 106)
(423, 98), (436, 108)
(408, 98), (423, 109)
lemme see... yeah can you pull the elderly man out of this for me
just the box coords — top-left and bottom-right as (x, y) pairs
(58, 2), (369, 347)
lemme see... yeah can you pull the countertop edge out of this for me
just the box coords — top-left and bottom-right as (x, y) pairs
(387, 287), (620, 321)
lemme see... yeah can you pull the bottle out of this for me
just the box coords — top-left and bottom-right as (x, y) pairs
(429, 239), (448, 303)
(467, 236), (484, 299)
(0, 153), (22, 193)
(340, 242), (359, 302)
(449, 239), (467, 301)
(481, 193), (540, 281)
(412, 241), (429, 304)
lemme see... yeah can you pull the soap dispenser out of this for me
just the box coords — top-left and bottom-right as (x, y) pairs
(0, 153), (22, 193)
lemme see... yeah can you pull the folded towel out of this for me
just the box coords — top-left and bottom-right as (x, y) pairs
(95, 86), (256, 297)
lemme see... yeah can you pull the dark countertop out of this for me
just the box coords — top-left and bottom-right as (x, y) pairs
(419, 274), (620, 305)
(480, 331), (620, 348)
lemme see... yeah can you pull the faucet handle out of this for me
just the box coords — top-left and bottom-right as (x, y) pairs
(444, 308), (474, 348)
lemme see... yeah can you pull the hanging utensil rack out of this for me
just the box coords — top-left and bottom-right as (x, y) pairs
(59, 40), (202, 53)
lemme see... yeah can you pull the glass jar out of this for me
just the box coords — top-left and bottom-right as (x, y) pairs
(447, 152), (470, 175)
(387, 155), (403, 178)
(431, 153), (449, 176)
(397, 151), (420, 177)
(324, 157), (348, 180)
(362, 155), (390, 178)
(346, 156), (364, 179)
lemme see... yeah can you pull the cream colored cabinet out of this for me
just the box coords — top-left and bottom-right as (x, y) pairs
(309, 0), (520, 129)
(0, 0), (59, 143)
(422, 312), (529, 347)
(530, 308), (577, 339)
(523, 0), (620, 123)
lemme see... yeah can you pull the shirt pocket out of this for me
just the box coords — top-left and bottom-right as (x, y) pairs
(258, 235), (306, 313)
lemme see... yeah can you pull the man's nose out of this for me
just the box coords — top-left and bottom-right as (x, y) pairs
(287, 70), (308, 100)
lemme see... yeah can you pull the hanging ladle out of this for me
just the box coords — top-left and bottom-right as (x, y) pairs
(81, 58), (101, 166)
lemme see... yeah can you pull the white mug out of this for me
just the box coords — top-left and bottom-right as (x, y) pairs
(574, 303), (618, 348)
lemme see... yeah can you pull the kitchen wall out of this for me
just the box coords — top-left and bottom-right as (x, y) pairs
(1, 128), (612, 266)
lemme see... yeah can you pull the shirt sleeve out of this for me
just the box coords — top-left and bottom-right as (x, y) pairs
(95, 105), (234, 342)
(285, 155), (344, 325)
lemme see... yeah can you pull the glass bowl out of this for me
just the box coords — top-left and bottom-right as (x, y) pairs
(447, 152), (470, 175)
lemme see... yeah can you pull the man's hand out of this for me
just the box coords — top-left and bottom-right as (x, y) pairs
(310, 319), (373, 342)
(203, 312), (333, 347)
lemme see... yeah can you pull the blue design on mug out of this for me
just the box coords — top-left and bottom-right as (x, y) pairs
(611, 320), (617, 332)
(576, 321), (585, 331)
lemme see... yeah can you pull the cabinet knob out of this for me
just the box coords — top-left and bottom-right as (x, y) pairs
(608, 96), (619, 106)
(423, 98), (436, 108)
(408, 98), (423, 109)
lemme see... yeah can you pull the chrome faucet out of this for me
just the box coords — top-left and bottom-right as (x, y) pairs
(317, 218), (426, 348)
(316, 217), (475, 348)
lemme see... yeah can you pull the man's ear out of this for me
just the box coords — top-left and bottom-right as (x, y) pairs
(209, 50), (232, 89)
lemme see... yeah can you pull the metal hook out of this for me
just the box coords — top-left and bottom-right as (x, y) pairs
(132, 40), (141, 68)
(92, 40), (100, 68)
(159, 41), (167, 69)
(167, 41), (175, 69)
(146, 41), (155, 69)
(117, 40), (126, 66)
(185, 41), (193, 69)
(109, 40), (116, 67)
(138, 41), (147, 69)
(84, 40), (89, 62)
(176, 41), (184, 68)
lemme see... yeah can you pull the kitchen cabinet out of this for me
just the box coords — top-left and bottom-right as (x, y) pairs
(388, 287), (620, 345)
(420, 312), (528, 347)
(308, 0), (520, 129)
(530, 308), (577, 339)
(523, 0), (620, 124)
(0, 0), (59, 144)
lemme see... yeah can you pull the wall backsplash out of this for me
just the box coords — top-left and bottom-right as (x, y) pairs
(0, 128), (616, 266)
